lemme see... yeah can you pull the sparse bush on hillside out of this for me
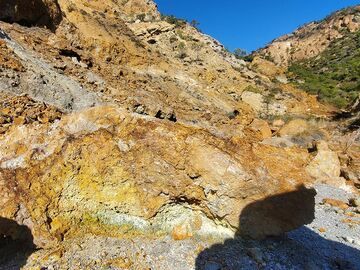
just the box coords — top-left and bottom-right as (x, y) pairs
(234, 48), (247, 59)
(161, 15), (202, 32)
(176, 42), (187, 59)
(190, 20), (200, 30)
(176, 30), (192, 41)
(233, 48), (254, 62)
(161, 15), (186, 27)
(136, 13), (146, 21)
(243, 85), (262, 94)
(288, 31), (360, 109)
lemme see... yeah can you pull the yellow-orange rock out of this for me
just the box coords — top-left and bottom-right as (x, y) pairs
(0, 106), (316, 247)
(249, 119), (272, 139)
(279, 119), (309, 137)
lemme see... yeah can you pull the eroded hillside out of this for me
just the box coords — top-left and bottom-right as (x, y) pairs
(0, 1), (359, 269)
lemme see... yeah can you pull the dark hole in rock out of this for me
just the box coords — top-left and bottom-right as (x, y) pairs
(155, 110), (166, 119)
(168, 113), (177, 122)
(228, 109), (240, 119)
(349, 119), (360, 131)
(155, 110), (177, 122)
(0, 0), (62, 31)
(340, 169), (351, 181)
(147, 39), (157, 44)
(307, 143), (318, 153)
(59, 49), (82, 62)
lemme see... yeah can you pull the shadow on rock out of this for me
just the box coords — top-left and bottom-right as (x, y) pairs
(0, 217), (36, 270)
(0, 0), (62, 31)
(195, 186), (360, 269)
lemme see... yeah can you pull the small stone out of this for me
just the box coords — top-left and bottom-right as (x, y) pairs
(249, 119), (272, 139)
(318, 227), (326, 233)
(343, 236), (354, 244)
(322, 198), (349, 210)
(134, 104), (146, 115)
(13, 116), (25, 125)
(348, 197), (360, 207)
(54, 62), (67, 71)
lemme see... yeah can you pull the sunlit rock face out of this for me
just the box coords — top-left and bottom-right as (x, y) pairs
(0, 0), (358, 269)
(256, 6), (360, 66)
(0, 106), (316, 247)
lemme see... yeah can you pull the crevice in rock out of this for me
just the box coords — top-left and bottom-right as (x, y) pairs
(170, 196), (203, 206)
(307, 143), (318, 153)
(155, 110), (177, 122)
(59, 49), (81, 62)
(155, 110), (165, 119)
(147, 39), (157, 44)
(228, 109), (240, 119)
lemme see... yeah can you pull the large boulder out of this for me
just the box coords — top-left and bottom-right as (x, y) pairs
(306, 141), (341, 179)
(306, 141), (346, 188)
(0, 106), (316, 247)
(249, 119), (272, 139)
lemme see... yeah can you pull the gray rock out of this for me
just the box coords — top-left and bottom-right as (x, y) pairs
(0, 29), (10, 40)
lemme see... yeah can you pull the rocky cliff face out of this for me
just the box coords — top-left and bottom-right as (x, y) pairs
(257, 6), (360, 66)
(0, 1), (359, 269)
(255, 6), (360, 110)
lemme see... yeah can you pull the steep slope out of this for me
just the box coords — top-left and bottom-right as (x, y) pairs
(256, 5), (360, 110)
(0, 1), (359, 269)
(288, 30), (360, 108)
(257, 5), (360, 66)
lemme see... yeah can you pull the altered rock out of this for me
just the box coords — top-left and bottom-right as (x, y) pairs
(256, 6), (360, 66)
(0, 106), (316, 247)
(306, 141), (341, 178)
(279, 119), (309, 137)
(241, 91), (264, 112)
(249, 119), (272, 139)
(0, 1), (357, 268)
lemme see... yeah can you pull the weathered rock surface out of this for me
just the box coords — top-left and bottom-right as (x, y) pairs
(306, 141), (347, 189)
(0, 0), (358, 269)
(257, 6), (360, 66)
(0, 106), (316, 248)
(279, 119), (309, 137)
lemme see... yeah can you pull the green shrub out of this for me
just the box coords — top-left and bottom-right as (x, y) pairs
(287, 31), (360, 109)
(161, 15), (186, 27)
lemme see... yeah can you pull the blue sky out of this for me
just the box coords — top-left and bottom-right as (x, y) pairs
(154, 0), (359, 53)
